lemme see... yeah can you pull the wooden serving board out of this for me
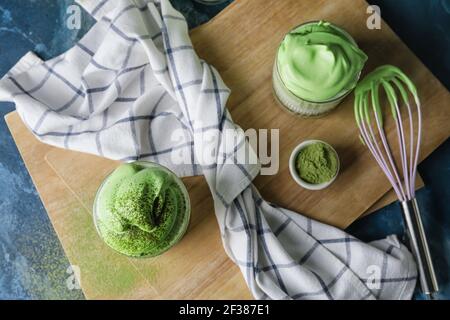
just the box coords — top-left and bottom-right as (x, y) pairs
(5, 111), (413, 300)
(190, 0), (450, 228)
(5, 112), (409, 300)
(5, 0), (450, 299)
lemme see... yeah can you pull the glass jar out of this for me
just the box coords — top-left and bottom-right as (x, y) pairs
(273, 21), (363, 117)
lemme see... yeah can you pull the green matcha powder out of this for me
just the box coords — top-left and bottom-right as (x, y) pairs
(296, 142), (338, 184)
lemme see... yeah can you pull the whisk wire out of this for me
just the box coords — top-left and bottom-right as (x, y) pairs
(356, 90), (405, 200)
(385, 80), (411, 200)
(370, 83), (407, 201)
(393, 78), (416, 198)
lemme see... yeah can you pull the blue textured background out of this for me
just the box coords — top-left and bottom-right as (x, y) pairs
(0, 0), (448, 300)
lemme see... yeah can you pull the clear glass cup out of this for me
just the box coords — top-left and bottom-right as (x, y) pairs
(273, 21), (362, 118)
(93, 161), (191, 258)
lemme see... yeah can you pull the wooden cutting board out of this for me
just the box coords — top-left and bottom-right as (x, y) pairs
(5, 0), (450, 299)
(5, 111), (414, 300)
(189, 0), (450, 227)
(5, 112), (415, 300)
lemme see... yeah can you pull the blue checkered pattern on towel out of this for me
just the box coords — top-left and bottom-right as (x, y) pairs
(0, 0), (417, 299)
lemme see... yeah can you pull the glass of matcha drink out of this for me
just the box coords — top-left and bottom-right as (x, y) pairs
(93, 161), (190, 258)
(273, 21), (368, 117)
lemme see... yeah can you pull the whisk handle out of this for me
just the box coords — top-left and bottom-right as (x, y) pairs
(401, 199), (439, 296)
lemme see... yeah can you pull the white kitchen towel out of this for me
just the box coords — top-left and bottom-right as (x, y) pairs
(0, 0), (417, 299)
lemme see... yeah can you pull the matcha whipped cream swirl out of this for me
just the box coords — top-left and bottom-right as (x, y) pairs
(95, 163), (189, 257)
(277, 21), (368, 102)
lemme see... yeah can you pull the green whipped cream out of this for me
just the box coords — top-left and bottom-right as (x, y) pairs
(277, 21), (368, 102)
(95, 163), (189, 257)
(296, 142), (338, 184)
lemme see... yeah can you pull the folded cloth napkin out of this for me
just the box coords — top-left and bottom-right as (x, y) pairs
(0, 0), (417, 299)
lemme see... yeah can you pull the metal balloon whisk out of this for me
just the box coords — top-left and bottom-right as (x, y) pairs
(354, 65), (438, 299)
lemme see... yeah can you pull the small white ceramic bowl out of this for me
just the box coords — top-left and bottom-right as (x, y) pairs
(289, 140), (340, 191)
